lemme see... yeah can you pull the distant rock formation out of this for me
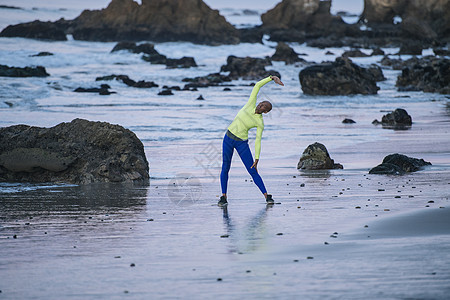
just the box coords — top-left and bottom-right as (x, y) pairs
(369, 153), (431, 175)
(361, 0), (450, 41)
(372, 108), (412, 129)
(0, 20), (68, 40)
(0, 65), (49, 77)
(261, 0), (355, 42)
(69, 0), (240, 44)
(299, 57), (382, 95)
(0, 119), (149, 184)
(297, 142), (343, 170)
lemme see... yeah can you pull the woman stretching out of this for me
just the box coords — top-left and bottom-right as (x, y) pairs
(218, 75), (284, 206)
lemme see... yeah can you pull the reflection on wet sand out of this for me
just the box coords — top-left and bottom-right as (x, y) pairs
(221, 204), (273, 254)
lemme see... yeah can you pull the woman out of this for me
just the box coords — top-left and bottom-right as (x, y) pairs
(219, 75), (284, 206)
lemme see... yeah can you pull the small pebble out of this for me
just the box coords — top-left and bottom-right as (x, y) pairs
(324, 242), (329, 245)
(428, 201), (434, 203)
(147, 218), (154, 221)
(220, 234), (229, 238)
(355, 206), (361, 209)
(246, 270), (251, 273)
(217, 278), (222, 281)
(306, 256), (314, 259)
(364, 225), (369, 228)
(130, 263), (135, 267)
(395, 196), (401, 198)
(384, 209), (390, 211)
(378, 189), (385, 191)
(276, 233), (283, 236)
(293, 259), (299, 262)
(300, 183), (305, 187)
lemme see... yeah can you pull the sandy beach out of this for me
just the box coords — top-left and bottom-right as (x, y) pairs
(0, 0), (449, 298)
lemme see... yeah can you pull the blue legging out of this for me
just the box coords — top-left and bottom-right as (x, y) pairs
(220, 134), (267, 195)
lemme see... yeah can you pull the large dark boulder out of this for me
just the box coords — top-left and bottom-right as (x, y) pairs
(369, 153), (431, 175)
(297, 142), (343, 170)
(372, 108), (412, 129)
(299, 57), (381, 95)
(0, 119), (149, 184)
(396, 57), (450, 94)
(69, 0), (240, 44)
(0, 65), (49, 77)
(0, 20), (67, 40)
(220, 56), (280, 80)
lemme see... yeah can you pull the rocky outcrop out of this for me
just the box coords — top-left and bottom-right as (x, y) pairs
(111, 42), (159, 55)
(220, 56), (280, 80)
(111, 42), (197, 68)
(0, 119), (149, 184)
(261, 0), (351, 41)
(182, 73), (232, 89)
(361, 0), (450, 41)
(96, 74), (158, 88)
(372, 108), (412, 129)
(0, 65), (49, 77)
(396, 57), (450, 94)
(297, 142), (343, 170)
(299, 57), (382, 95)
(74, 84), (115, 95)
(0, 20), (68, 40)
(369, 153), (431, 175)
(271, 42), (306, 64)
(69, 0), (239, 44)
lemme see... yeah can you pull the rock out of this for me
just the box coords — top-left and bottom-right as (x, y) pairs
(372, 108), (412, 128)
(0, 65), (49, 77)
(396, 57), (450, 94)
(360, 0), (449, 41)
(433, 48), (450, 56)
(0, 20), (67, 40)
(112, 42), (197, 68)
(397, 41), (423, 55)
(220, 55), (280, 80)
(182, 73), (232, 88)
(299, 57), (381, 95)
(74, 84), (114, 95)
(165, 57), (197, 69)
(196, 95), (205, 100)
(238, 27), (263, 44)
(369, 153), (431, 175)
(111, 42), (159, 56)
(297, 142), (343, 170)
(30, 52), (54, 57)
(342, 49), (370, 58)
(342, 118), (356, 124)
(271, 42), (305, 64)
(371, 48), (385, 56)
(69, 0), (240, 44)
(261, 0), (350, 42)
(158, 89), (173, 96)
(0, 119), (149, 184)
(96, 74), (158, 88)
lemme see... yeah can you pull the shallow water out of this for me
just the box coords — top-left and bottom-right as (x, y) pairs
(1, 1), (450, 299)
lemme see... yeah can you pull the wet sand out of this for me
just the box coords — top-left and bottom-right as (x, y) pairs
(2, 103), (449, 299)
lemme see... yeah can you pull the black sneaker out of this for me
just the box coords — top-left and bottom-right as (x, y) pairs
(266, 194), (274, 204)
(218, 196), (228, 207)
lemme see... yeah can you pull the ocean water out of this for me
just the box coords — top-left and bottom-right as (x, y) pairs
(1, 1), (450, 299)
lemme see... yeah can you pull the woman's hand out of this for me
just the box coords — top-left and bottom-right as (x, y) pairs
(251, 159), (259, 172)
(270, 75), (284, 86)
